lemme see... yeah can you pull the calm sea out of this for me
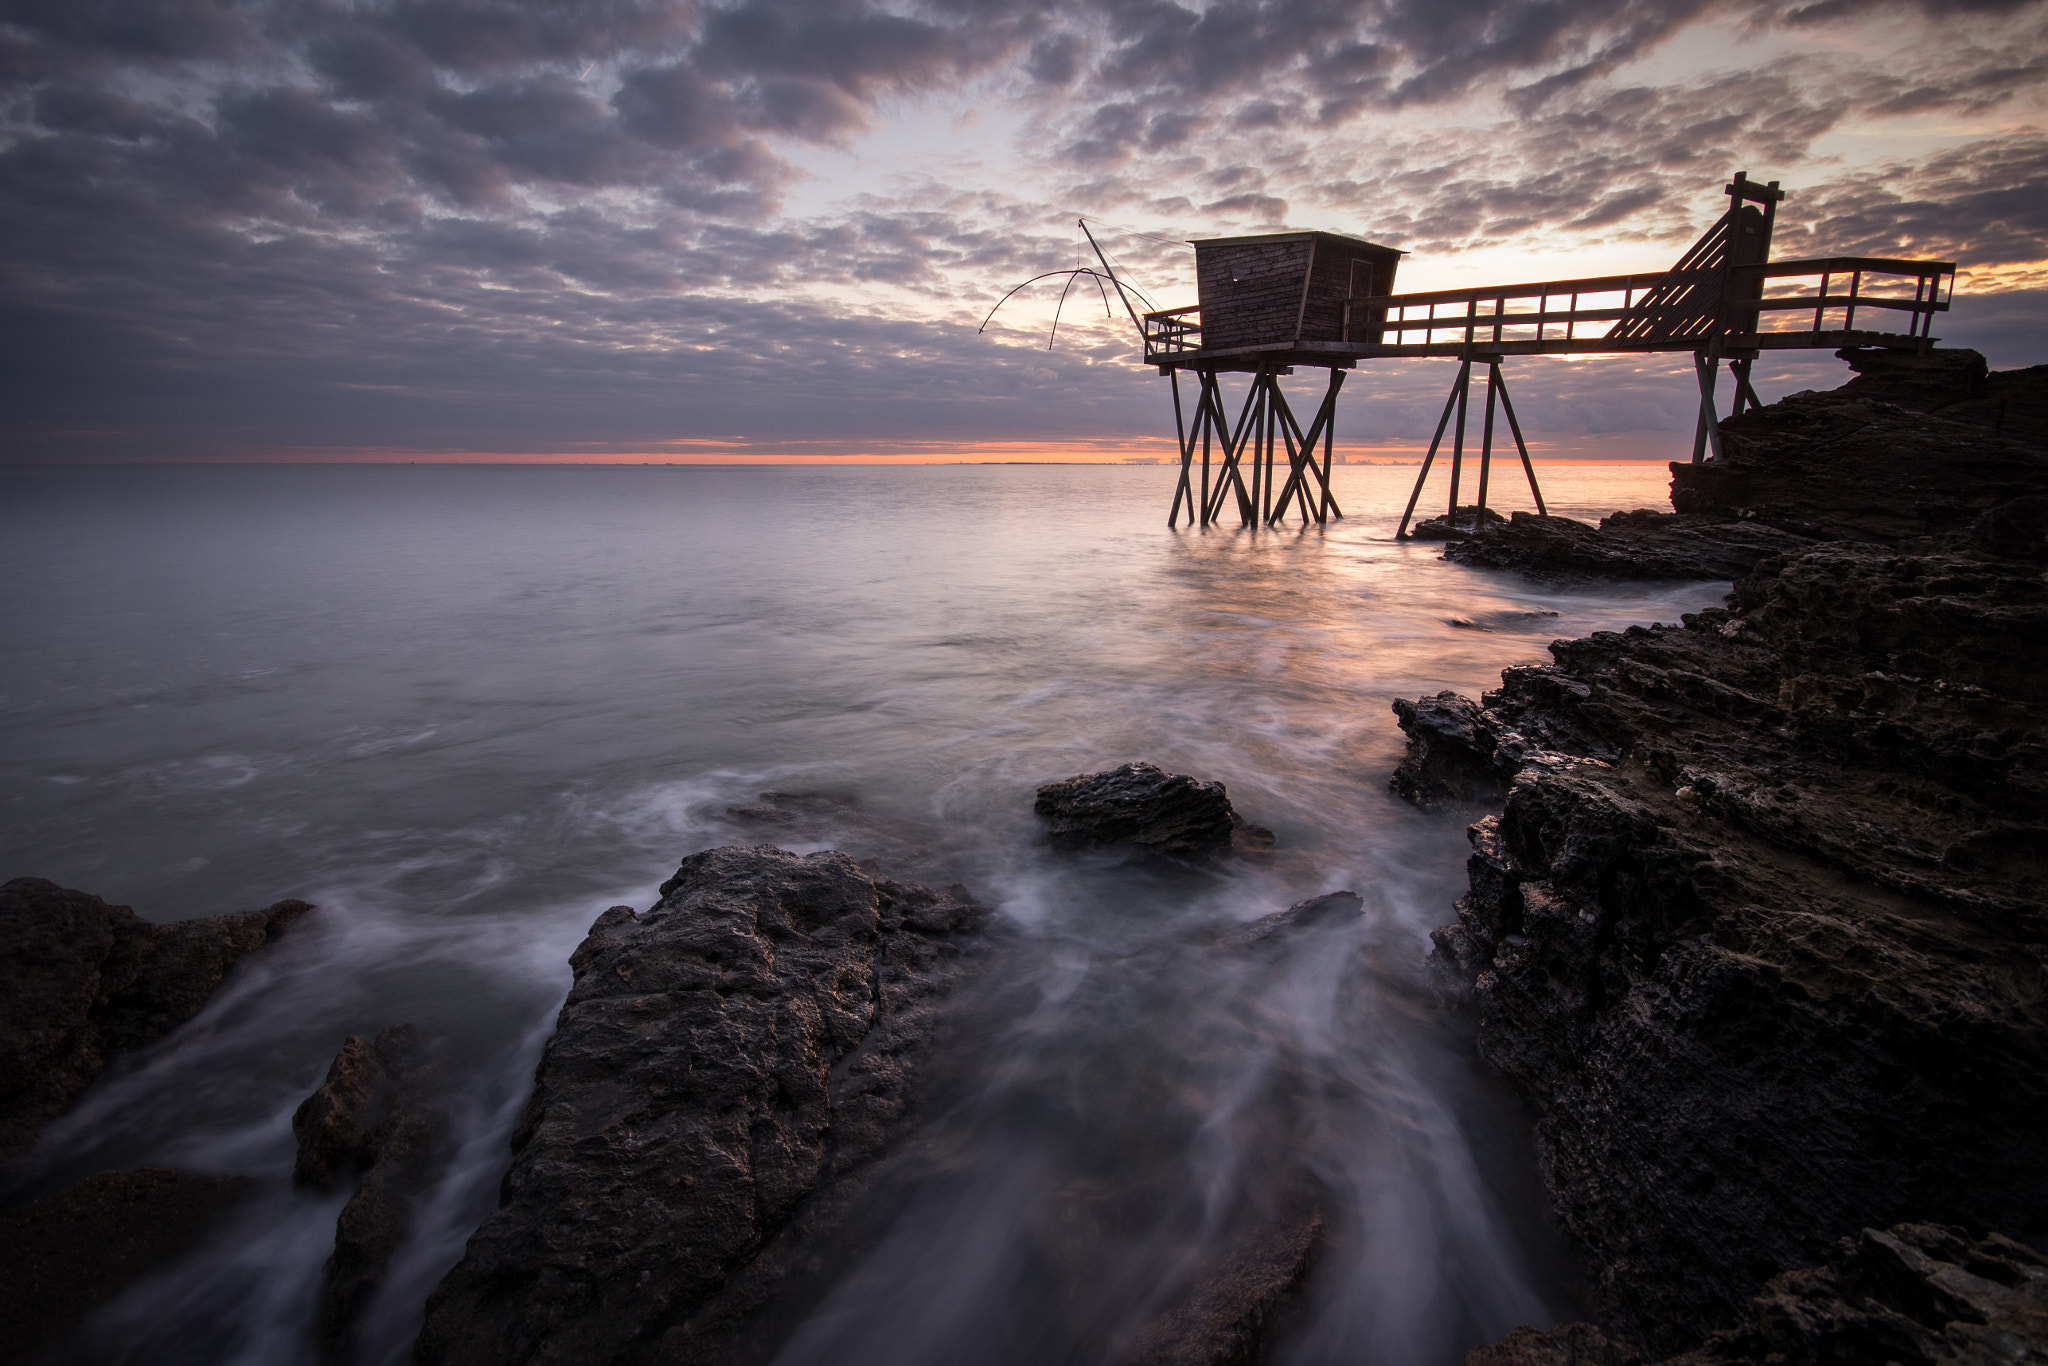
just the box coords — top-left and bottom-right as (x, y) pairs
(1, 462), (1720, 1365)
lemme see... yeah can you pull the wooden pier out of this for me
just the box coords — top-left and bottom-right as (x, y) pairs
(1130, 174), (1956, 532)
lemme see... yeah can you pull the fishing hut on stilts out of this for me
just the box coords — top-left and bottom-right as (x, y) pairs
(1028, 174), (1956, 531)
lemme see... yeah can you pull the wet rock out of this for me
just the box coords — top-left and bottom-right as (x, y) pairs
(720, 790), (962, 887)
(413, 845), (991, 1366)
(1213, 891), (1363, 952)
(1391, 692), (1510, 808)
(1971, 491), (2048, 560)
(1465, 1322), (1637, 1366)
(1667, 1223), (2048, 1365)
(293, 1023), (449, 1358)
(1412, 561), (2048, 1350)
(0, 878), (313, 1160)
(1409, 506), (1510, 540)
(722, 790), (857, 829)
(1034, 762), (1267, 856)
(1119, 1211), (1324, 1366)
(1440, 510), (1814, 583)
(0, 1166), (253, 1362)
(1470, 1224), (2048, 1365)
(1399, 358), (2048, 1356)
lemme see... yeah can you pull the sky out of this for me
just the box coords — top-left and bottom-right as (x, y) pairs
(2, 0), (2044, 464)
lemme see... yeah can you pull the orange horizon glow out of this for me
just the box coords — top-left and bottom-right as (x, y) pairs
(32, 432), (1696, 466)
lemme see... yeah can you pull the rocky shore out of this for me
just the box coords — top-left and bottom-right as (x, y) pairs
(4, 350), (2042, 1366)
(1395, 350), (2048, 1362)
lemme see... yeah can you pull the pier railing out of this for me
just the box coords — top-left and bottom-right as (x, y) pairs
(1142, 257), (1954, 364)
(1142, 304), (1202, 356)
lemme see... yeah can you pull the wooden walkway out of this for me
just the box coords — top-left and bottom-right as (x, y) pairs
(1142, 255), (1953, 365)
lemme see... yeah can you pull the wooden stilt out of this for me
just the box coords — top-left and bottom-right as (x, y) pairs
(1319, 369), (1344, 524)
(1207, 371), (1262, 526)
(1692, 346), (1724, 463)
(1199, 377), (1213, 527)
(1266, 376), (1328, 526)
(1493, 365), (1546, 515)
(1447, 359), (1471, 527)
(1730, 357), (1763, 414)
(1168, 369), (1192, 528)
(1396, 361), (1470, 540)
(1267, 369), (1344, 526)
(1476, 362), (1499, 528)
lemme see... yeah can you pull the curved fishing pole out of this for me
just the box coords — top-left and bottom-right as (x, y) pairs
(977, 269), (1121, 334)
(1046, 269), (1089, 350)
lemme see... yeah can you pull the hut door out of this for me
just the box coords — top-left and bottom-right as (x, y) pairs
(1346, 260), (1376, 341)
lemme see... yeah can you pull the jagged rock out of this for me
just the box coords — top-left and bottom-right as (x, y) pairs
(1399, 358), (2048, 1356)
(1671, 350), (2047, 546)
(1465, 1322), (1638, 1365)
(1469, 1224), (2048, 1365)
(1668, 1223), (2048, 1365)
(1970, 492), (2048, 561)
(413, 846), (991, 1366)
(1410, 559), (2048, 1350)
(1440, 510), (1815, 583)
(0, 1166), (253, 1362)
(1391, 692), (1510, 808)
(293, 1023), (449, 1358)
(0, 878), (313, 1159)
(1034, 762), (1268, 855)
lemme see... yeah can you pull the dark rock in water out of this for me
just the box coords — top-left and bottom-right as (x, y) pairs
(1212, 891), (1362, 953)
(1408, 506), (1509, 540)
(1467, 1224), (2048, 1365)
(0, 1166), (253, 1361)
(413, 845), (991, 1366)
(1117, 1209), (1324, 1366)
(1391, 692), (1511, 808)
(1441, 510), (1814, 583)
(723, 790), (857, 829)
(1034, 761), (1266, 855)
(0, 878), (313, 1160)
(293, 1023), (449, 1357)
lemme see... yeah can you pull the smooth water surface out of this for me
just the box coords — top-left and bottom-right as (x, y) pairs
(0, 462), (1720, 1365)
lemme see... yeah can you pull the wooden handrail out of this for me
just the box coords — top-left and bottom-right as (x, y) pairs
(1141, 255), (1955, 360)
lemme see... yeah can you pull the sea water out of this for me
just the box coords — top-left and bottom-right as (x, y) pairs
(0, 462), (1723, 1365)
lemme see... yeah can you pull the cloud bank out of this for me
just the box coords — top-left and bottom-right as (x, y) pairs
(1, 0), (2043, 460)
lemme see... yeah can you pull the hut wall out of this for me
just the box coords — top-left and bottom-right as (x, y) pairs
(1299, 246), (1401, 344)
(1195, 240), (1312, 351)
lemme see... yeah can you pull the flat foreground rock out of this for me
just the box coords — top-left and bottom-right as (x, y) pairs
(414, 845), (988, 1366)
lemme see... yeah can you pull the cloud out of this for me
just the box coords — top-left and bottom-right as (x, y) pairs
(0, 0), (2042, 462)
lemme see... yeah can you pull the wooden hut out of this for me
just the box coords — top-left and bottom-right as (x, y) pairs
(1190, 231), (1405, 353)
